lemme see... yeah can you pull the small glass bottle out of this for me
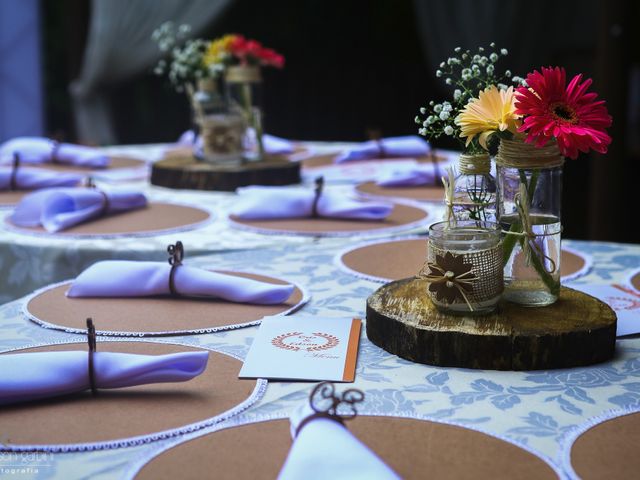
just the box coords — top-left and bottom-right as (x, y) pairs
(424, 220), (503, 315)
(190, 78), (245, 166)
(496, 137), (563, 306)
(451, 153), (497, 223)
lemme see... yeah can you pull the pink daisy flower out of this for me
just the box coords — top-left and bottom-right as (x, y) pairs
(514, 66), (612, 159)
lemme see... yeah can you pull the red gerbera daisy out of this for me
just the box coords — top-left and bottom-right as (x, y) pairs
(514, 66), (612, 159)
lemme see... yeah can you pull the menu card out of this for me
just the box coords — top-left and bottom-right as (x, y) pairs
(239, 316), (361, 382)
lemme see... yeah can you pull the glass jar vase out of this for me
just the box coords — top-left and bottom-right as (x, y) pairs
(423, 221), (503, 315)
(496, 137), (564, 306)
(188, 78), (245, 166)
(225, 65), (265, 161)
(450, 153), (497, 223)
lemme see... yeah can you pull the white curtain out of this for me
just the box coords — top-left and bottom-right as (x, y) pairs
(70, 0), (231, 145)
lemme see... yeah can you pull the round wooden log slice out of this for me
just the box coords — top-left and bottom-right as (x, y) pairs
(151, 152), (300, 191)
(366, 279), (617, 370)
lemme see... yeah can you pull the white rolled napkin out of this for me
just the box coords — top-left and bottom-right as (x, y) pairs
(67, 260), (294, 304)
(278, 405), (400, 480)
(0, 166), (83, 191)
(0, 350), (208, 406)
(0, 137), (110, 168)
(334, 136), (430, 164)
(232, 186), (392, 221)
(10, 188), (147, 232)
(177, 130), (294, 155)
(375, 163), (441, 187)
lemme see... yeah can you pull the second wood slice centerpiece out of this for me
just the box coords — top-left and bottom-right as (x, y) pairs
(366, 277), (617, 370)
(151, 149), (300, 191)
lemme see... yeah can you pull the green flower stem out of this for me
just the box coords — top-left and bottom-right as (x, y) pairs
(526, 239), (561, 295)
(502, 169), (537, 266)
(502, 169), (559, 295)
(501, 220), (522, 267)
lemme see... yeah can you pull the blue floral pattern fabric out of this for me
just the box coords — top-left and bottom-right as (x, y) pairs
(0, 237), (638, 478)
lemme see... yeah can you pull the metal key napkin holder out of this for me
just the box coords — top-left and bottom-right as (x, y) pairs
(295, 381), (365, 437)
(167, 241), (184, 297)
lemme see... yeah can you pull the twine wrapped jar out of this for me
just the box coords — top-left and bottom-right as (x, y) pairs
(188, 78), (245, 166)
(225, 65), (265, 161)
(496, 136), (564, 306)
(450, 153), (497, 223)
(423, 221), (503, 315)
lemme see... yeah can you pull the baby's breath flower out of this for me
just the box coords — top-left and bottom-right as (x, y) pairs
(501, 48), (508, 55)
(415, 115), (421, 124)
(418, 43), (515, 148)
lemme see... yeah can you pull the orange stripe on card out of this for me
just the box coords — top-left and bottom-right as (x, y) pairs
(342, 318), (361, 382)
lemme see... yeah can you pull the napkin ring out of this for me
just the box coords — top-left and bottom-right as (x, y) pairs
(294, 381), (365, 437)
(50, 140), (61, 164)
(167, 241), (184, 297)
(429, 149), (442, 187)
(86, 177), (111, 215)
(86, 318), (98, 396)
(374, 139), (388, 158)
(311, 176), (324, 218)
(9, 152), (20, 191)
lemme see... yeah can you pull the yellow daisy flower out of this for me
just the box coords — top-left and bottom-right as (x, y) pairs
(203, 34), (237, 67)
(455, 86), (520, 149)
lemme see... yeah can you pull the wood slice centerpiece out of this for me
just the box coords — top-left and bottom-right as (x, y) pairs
(366, 278), (617, 370)
(151, 149), (300, 191)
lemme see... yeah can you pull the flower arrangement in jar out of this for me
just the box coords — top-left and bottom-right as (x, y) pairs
(202, 34), (285, 160)
(415, 44), (518, 224)
(454, 65), (612, 305)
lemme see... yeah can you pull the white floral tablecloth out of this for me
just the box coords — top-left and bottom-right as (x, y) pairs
(1, 144), (639, 479)
(0, 236), (639, 479)
(0, 143), (435, 304)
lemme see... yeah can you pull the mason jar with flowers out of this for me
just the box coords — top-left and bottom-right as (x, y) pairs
(152, 23), (245, 165)
(416, 44), (518, 223)
(455, 66), (612, 306)
(202, 34), (285, 161)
